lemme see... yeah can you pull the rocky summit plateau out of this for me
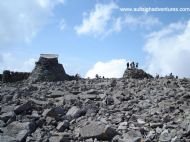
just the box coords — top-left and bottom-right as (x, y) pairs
(0, 55), (190, 142)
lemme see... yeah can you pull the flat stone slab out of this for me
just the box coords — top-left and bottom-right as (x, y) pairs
(79, 121), (118, 140)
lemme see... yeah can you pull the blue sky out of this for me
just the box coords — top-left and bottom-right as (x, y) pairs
(1, 0), (190, 78)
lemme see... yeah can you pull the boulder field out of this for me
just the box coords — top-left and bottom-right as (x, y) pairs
(0, 76), (190, 141)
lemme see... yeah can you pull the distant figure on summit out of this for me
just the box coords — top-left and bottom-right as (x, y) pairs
(131, 62), (135, 69)
(128, 61), (138, 69)
(130, 62), (133, 69)
(127, 62), (129, 69)
(136, 63), (138, 68)
(127, 61), (139, 69)
(169, 73), (174, 79)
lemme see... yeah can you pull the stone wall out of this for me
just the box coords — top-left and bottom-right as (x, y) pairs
(0, 74), (2, 82)
(2, 70), (30, 83)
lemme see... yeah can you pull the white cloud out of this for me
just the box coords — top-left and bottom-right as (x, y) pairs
(0, 53), (36, 73)
(85, 59), (127, 78)
(144, 20), (190, 77)
(37, 0), (64, 9)
(0, 0), (64, 45)
(75, 2), (160, 38)
(22, 58), (36, 72)
(74, 2), (119, 37)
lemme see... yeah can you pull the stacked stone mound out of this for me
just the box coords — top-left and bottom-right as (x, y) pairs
(123, 68), (153, 79)
(28, 55), (72, 82)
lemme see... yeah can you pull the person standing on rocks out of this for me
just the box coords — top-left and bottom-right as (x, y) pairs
(127, 62), (129, 69)
(131, 62), (135, 69)
(169, 73), (174, 78)
(136, 63), (138, 68)
(95, 74), (100, 79)
(130, 62), (133, 69)
(156, 73), (159, 79)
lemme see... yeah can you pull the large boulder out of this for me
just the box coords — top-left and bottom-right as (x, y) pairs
(14, 101), (33, 114)
(79, 121), (118, 140)
(0, 112), (15, 123)
(2, 121), (36, 142)
(28, 54), (73, 82)
(123, 68), (153, 79)
(123, 130), (143, 142)
(56, 121), (70, 132)
(66, 106), (85, 119)
(42, 106), (65, 119)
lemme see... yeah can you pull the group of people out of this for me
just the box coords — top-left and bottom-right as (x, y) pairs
(155, 73), (178, 79)
(126, 62), (138, 69)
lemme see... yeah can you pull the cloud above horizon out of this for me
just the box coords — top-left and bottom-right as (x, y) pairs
(85, 59), (127, 78)
(144, 20), (190, 77)
(75, 2), (119, 37)
(0, 53), (36, 73)
(75, 2), (161, 38)
(0, 0), (64, 45)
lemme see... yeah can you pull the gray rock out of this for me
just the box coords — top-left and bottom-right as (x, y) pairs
(56, 121), (69, 132)
(0, 112), (15, 123)
(123, 130), (142, 142)
(47, 90), (65, 98)
(26, 136), (36, 142)
(42, 106), (65, 118)
(105, 95), (114, 105)
(30, 98), (49, 105)
(145, 130), (155, 141)
(28, 128), (44, 142)
(159, 129), (172, 142)
(137, 118), (146, 125)
(118, 122), (128, 130)
(123, 68), (153, 79)
(112, 135), (125, 142)
(14, 101), (33, 114)
(2, 95), (13, 102)
(0, 120), (5, 127)
(150, 122), (163, 128)
(171, 136), (180, 142)
(49, 136), (64, 142)
(2, 121), (36, 142)
(156, 127), (162, 134)
(49, 132), (71, 142)
(79, 121), (118, 140)
(0, 135), (17, 142)
(66, 106), (83, 118)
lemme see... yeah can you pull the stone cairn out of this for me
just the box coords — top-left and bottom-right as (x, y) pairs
(123, 61), (153, 79)
(28, 54), (74, 82)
